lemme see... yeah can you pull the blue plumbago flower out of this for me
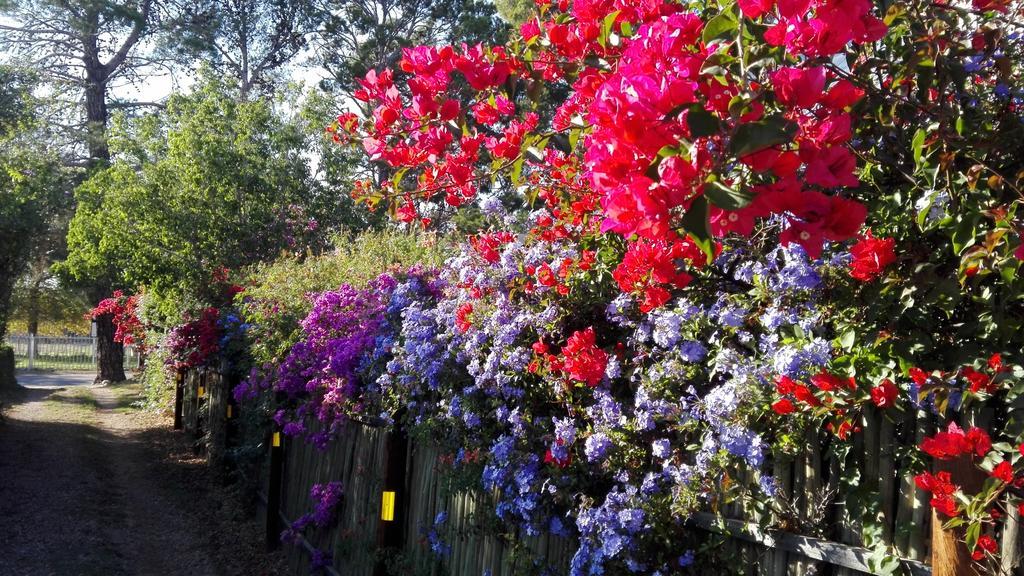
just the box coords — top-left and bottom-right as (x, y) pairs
(717, 305), (747, 328)
(245, 229), (857, 574)
(478, 195), (506, 217)
(550, 417), (577, 461)
(651, 439), (671, 460)
(426, 510), (451, 556)
(588, 390), (626, 429)
(585, 433), (612, 463)
(607, 293), (635, 326)
(651, 309), (683, 348)
(678, 551), (695, 567)
(678, 340), (707, 362)
(759, 475), (779, 498)
(915, 189), (951, 223)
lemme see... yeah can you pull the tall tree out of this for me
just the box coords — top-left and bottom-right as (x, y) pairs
(0, 67), (73, 341)
(167, 0), (319, 99)
(61, 75), (348, 318)
(0, 0), (181, 380)
(0, 0), (169, 166)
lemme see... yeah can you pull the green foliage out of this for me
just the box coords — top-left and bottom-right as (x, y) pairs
(8, 281), (91, 335)
(494, 0), (535, 25)
(0, 346), (15, 390)
(299, 88), (388, 231)
(838, 1), (1024, 373)
(163, 0), (320, 96)
(239, 230), (452, 366)
(138, 343), (174, 410)
(60, 74), (352, 306)
(0, 147), (74, 340)
(0, 66), (32, 138)
(319, 0), (509, 97)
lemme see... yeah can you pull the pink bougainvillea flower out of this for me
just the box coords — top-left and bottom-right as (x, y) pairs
(771, 66), (827, 109)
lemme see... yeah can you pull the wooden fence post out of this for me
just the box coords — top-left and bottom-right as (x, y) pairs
(267, 428), (284, 550)
(173, 369), (184, 430)
(207, 367), (227, 470)
(931, 455), (985, 576)
(374, 424), (409, 576)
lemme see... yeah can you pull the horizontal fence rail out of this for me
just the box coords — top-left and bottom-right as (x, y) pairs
(4, 334), (139, 373)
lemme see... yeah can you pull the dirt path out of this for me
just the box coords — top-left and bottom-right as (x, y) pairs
(0, 376), (286, 576)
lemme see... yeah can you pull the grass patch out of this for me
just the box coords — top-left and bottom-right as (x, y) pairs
(107, 378), (146, 413)
(43, 387), (101, 424)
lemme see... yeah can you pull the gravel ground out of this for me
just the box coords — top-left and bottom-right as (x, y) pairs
(0, 378), (287, 576)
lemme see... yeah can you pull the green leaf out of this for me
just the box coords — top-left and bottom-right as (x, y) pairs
(510, 156), (525, 185)
(702, 10), (738, 44)
(965, 522), (981, 552)
(705, 180), (755, 210)
(839, 328), (856, 351)
(681, 195), (714, 264)
(729, 117), (797, 158)
(686, 108), (723, 138)
(598, 10), (621, 48)
(912, 128), (927, 166)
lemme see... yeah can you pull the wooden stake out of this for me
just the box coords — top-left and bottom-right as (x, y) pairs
(173, 369), (184, 430)
(931, 454), (985, 576)
(267, 429), (284, 550)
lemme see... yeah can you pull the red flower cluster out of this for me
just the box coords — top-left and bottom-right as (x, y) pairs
(455, 303), (474, 333)
(470, 231), (516, 263)
(612, 237), (704, 312)
(91, 290), (146, 349)
(973, 534), (998, 561)
(551, 327), (608, 387)
(991, 461), (1014, 484)
(914, 471), (960, 517)
(848, 230), (896, 282)
(911, 354), (1006, 398)
(869, 379), (899, 408)
(920, 423), (992, 460)
(165, 307), (221, 370)
(774, 375), (822, 409)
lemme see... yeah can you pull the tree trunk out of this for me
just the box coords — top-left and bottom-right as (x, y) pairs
(84, 77), (110, 166)
(27, 282), (40, 336)
(94, 313), (125, 383)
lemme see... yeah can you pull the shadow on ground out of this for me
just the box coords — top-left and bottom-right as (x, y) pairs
(0, 384), (286, 576)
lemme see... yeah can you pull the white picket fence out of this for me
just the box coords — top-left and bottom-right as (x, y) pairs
(4, 334), (140, 372)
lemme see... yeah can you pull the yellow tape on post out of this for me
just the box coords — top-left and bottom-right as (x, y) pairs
(197, 385), (206, 398)
(381, 491), (396, 522)
(272, 432), (281, 447)
(227, 405), (233, 418)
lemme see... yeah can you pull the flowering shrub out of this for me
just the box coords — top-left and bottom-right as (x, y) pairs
(165, 307), (222, 370)
(91, 290), (146, 349)
(147, 0), (1024, 571)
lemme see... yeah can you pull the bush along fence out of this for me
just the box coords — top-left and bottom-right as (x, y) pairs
(155, 251), (1023, 576)
(174, 357), (1017, 576)
(115, 0), (1024, 573)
